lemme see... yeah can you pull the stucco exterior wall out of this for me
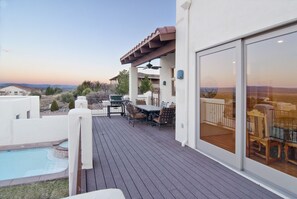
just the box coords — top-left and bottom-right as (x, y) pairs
(11, 116), (68, 146)
(0, 96), (66, 146)
(175, 0), (297, 196)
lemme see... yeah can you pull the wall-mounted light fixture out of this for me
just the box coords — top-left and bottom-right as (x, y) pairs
(163, 81), (166, 86)
(177, 70), (184, 79)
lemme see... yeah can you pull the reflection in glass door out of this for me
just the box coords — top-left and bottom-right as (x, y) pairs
(246, 31), (297, 178)
(200, 48), (236, 153)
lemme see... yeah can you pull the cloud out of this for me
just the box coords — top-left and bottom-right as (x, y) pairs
(2, 48), (11, 53)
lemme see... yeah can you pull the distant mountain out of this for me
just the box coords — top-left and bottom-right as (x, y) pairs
(247, 86), (297, 93)
(0, 83), (77, 91)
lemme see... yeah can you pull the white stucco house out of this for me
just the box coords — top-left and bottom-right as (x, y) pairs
(0, 85), (31, 96)
(121, 0), (297, 197)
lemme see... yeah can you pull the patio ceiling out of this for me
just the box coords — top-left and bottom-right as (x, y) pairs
(120, 26), (175, 67)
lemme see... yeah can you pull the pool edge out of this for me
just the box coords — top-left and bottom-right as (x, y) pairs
(0, 168), (68, 188)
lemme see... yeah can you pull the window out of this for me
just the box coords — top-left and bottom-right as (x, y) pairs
(200, 47), (236, 153)
(16, 114), (20, 119)
(27, 111), (30, 119)
(246, 30), (297, 178)
(171, 68), (176, 96)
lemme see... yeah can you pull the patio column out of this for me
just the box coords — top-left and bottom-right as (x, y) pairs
(160, 53), (175, 104)
(129, 66), (138, 104)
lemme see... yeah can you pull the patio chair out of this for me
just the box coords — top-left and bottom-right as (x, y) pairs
(247, 109), (282, 164)
(126, 103), (147, 127)
(136, 99), (146, 105)
(160, 101), (169, 108)
(152, 107), (175, 129)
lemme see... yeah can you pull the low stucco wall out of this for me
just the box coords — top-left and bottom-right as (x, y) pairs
(0, 115), (68, 146)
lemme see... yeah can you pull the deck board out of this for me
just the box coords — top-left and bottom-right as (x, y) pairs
(84, 116), (281, 199)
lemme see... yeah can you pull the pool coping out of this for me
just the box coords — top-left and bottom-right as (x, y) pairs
(0, 139), (69, 188)
(0, 139), (68, 151)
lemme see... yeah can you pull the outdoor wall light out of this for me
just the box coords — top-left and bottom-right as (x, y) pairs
(177, 70), (184, 79)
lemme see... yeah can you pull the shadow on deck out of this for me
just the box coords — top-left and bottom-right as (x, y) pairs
(82, 116), (280, 199)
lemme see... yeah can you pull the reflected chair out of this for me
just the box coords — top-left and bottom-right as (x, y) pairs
(247, 109), (282, 165)
(152, 107), (175, 129)
(126, 103), (147, 127)
(284, 141), (297, 165)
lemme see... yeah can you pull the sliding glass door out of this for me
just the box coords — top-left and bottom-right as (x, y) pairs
(244, 25), (297, 194)
(197, 41), (242, 167)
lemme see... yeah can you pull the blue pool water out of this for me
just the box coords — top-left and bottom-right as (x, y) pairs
(0, 147), (68, 181)
(59, 141), (68, 148)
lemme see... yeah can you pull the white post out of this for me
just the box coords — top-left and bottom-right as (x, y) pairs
(68, 98), (93, 196)
(129, 66), (138, 104)
(75, 96), (88, 108)
(160, 53), (175, 104)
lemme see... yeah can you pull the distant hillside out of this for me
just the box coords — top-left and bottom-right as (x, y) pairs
(0, 83), (77, 91)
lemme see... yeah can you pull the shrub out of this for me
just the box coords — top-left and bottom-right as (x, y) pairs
(50, 100), (59, 112)
(82, 88), (92, 96)
(68, 100), (75, 110)
(29, 92), (41, 98)
(61, 92), (74, 103)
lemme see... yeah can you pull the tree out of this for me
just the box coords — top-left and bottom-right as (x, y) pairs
(45, 87), (55, 95)
(54, 87), (63, 94)
(50, 100), (59, 112)
(91, 81), (101, 92)
(115, 70), (129, 95)
(76, 80), (101, 96)
(139, 75), (152, 94)
(68, 100), (75, 109)
(45, 86), (62, 95)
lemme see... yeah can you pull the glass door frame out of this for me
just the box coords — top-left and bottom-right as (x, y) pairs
(243, 24), (297, 195)
(196, 40), (244, 169)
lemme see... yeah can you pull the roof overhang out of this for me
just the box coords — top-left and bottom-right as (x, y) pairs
(120, 26), (175, 67)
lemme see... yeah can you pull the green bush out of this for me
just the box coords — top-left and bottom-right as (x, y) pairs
(61, 92), (74, 103)
(50, 100), (59, 112)
(69, 100), (75, 109)
(82, 88), (92, 96)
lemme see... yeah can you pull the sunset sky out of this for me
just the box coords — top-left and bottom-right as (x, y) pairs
(0, 0), (175, 85)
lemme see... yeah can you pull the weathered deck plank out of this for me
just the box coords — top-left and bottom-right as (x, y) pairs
(84, 116), (281, 199)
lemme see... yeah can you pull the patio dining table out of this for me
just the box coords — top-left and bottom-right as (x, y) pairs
(135, 105), (161, 121)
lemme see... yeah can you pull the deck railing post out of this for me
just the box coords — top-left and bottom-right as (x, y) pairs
(68, 102), (92, 196)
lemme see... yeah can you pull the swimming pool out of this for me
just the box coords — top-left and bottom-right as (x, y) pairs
(0, 147), (68, 181)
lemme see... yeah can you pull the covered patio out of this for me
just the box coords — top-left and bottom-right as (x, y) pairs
(120, 26), (176, 105)
(81, 116), (280, 199)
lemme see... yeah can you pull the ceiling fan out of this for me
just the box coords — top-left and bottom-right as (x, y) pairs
(137, 61), (161, 70)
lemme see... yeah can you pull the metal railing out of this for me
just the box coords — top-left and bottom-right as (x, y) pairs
(271, 110), (297, 142)
(201, 101), (235, 129)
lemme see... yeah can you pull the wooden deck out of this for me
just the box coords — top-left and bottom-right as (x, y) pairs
(83, 116), (280, 199)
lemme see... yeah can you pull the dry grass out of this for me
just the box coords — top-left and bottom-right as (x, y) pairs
(0, 179), (68, 199)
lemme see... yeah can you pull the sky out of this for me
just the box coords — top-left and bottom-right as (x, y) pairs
(201, 31), (297, 88)
(0, 0), (176, 85)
